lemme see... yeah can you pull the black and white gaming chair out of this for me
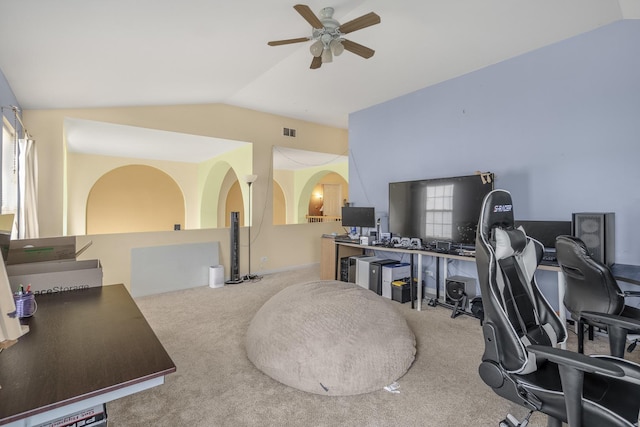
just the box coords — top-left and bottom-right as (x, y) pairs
(475, 189), (640, 427)
(556, 234), (640, 358)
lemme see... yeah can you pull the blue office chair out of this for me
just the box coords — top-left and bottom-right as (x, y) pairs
(475, 189), (640, 427)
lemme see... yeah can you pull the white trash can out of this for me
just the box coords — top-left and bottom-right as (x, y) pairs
(209, 265), (224, 288)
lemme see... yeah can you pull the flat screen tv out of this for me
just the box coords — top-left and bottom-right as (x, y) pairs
(388, 174), (493, 245)
(341, 206), (376, 228)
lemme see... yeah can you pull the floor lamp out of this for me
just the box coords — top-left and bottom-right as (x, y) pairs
(244, 174), (258, 280)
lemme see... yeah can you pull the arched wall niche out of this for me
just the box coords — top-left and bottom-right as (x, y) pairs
(201, 160), (242, 229)
(273, 180), (286, 225)
(222, 172), (244, 227)
(86, 165), (185, 234)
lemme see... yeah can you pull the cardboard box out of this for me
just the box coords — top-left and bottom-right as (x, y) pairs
(6, 236), (79, 265)
(7, 259), (103, 295)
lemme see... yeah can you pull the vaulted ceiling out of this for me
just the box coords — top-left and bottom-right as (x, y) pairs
(1, 1), (637, 130)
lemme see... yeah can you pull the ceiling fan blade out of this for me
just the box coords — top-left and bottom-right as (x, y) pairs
(342, 39), (375, 59)
(268, 37), (310, 46)
(310, 56), (322, 69)
(338, 12), (381, 34)
(294, 4), (323, 29)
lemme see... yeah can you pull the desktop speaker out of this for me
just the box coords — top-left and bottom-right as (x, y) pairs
(226, 212), (243, 284)
(572, 212), (615, 266)
(445, 276), (477, 309)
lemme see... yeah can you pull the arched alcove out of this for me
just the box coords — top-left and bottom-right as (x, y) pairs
(273, 180), (286, 225)
(297, 171), (348, 223)
(201, 165), (246, 228)
(224, 177), (245, 227)
(86, 165), (185, 234)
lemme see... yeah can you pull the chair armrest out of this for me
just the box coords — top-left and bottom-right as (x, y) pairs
(581, 311), (640, 332)
(527, 345), (624, 377)
(622, 290), (640, 298)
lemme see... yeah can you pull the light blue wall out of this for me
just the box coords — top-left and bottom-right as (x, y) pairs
(0, 67), (22, 141)
(349, 20), (640, 266)
(0, 68), (20, 119)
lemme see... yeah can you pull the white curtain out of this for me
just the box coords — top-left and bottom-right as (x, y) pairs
(17, 138), (39, 239)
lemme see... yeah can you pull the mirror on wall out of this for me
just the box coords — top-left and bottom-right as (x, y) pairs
(272, 146), (348, 225)
(64, 118), (253, 235)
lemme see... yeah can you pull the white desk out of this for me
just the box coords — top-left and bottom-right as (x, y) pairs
(334, 241), (565, 323)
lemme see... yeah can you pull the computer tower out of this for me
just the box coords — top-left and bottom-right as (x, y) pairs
(339, 257), (350, 282)
(369, 259), (397, 295)
(355, 256), (382, 289)
(347, 255), (367, 283)
(572, 212), (615, 266)
(381, 263), (411, 299)
(445, 275), (477, 311)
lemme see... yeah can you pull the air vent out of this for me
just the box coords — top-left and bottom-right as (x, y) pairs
(283, 127), (296, 137)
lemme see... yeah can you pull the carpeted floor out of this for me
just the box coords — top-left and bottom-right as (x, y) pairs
(106, 265), (639, 426)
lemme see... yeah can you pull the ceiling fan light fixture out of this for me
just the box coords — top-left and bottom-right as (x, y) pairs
(321, 47), (333, 63)
(309, 40), (323, 57)
(329, 39), (344, 56)
(267, 4), (381, 69)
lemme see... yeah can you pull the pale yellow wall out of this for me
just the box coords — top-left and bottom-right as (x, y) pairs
(273, 169), (295, 223)
(23, 104), (348, 289)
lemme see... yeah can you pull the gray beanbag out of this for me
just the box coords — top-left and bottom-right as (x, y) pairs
(246, 280), (416, 396)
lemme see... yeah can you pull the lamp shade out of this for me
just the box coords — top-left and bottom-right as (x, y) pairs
(309, 40), (323, 57)
(321, 48), (333, 63)
(330, 39), (344, 56)
(245, 174), (258, 184)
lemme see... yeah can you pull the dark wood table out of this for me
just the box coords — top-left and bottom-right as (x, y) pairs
(0, 284), (176, 426)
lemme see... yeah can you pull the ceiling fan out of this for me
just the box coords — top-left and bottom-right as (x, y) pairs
(267, 4), (381, 69)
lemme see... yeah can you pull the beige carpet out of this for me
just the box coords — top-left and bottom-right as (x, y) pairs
(107, 265), (639, 426)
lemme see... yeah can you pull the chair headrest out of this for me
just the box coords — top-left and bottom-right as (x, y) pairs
(494, 227), (527, 260)
(556, 235), (589, 256)
(479, 189), (515, 240)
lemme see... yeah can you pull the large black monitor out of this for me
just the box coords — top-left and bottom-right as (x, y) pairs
(388, 174), (493, 245)
(341, 206), (376, 228)
(514, 220), (572, 250)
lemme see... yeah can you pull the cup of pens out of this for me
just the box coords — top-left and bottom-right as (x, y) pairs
(14, 285), (37, 318)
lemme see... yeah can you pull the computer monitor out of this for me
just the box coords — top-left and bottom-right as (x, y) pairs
(514, 220), (572, 250)
(341, 207), (376, 228)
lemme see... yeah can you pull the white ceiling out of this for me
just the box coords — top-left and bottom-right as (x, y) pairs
(272, 146), (348, 171)
(64, 117), (249, 163)
(1, 1), (637, 162)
